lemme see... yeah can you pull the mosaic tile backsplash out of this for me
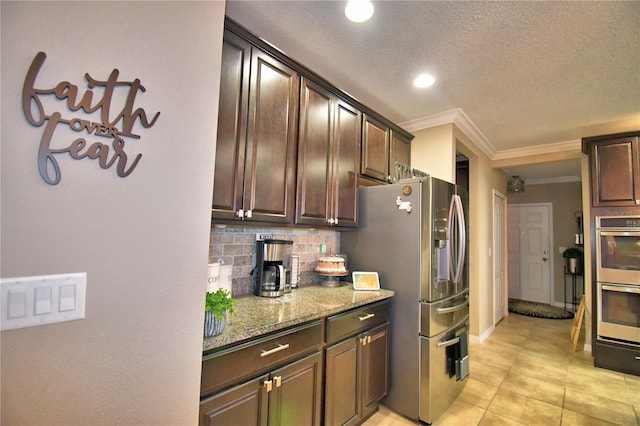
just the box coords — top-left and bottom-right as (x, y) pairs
(209, 226), (342, 296)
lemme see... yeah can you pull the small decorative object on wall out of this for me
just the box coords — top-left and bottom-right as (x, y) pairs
(507, 175), (525, 193)
(352, 271), (380, 291)
(21, 52), (161, 185)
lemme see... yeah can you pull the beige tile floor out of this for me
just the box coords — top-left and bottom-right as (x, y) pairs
(364, 313), (640, 426)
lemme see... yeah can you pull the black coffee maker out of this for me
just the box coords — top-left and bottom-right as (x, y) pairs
(254, 239), (293, 297)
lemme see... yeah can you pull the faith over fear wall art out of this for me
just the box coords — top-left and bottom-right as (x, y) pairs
(22, 52), (161, 185)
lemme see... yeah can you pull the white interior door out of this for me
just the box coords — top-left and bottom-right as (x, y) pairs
(493, 191), (507, 323)
(507, 204), (552, 304)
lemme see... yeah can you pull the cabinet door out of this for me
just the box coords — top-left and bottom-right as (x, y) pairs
(590, 136), (640, 206)
(212, 32), (251, 220)
(199, 374), (269, 426)
(361, 115), (390, 183)
(296, 78), (333, 226)
(269, 352), (323, 426)
(361, 324), (390, 419)
(390, 130), (411, 182)
(243, 48), (299, 223)
(324, 337), (359, 426)
(332, 100), (361, 227)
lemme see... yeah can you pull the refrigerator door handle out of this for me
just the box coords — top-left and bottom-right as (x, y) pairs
(452, 194), (466, 285)
(447, 196), (456, 282)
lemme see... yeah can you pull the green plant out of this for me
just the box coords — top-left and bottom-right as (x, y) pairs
(562, 247), (583, 258)
(205, 289), (237, 320)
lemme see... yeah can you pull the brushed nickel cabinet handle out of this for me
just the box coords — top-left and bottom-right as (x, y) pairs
(358, 313), (375, 321)
(260, 343), (290, 357)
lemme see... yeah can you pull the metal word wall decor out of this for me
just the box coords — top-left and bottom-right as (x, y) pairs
(22, 52), (160, 185)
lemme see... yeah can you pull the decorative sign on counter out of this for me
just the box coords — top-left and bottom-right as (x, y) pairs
(22, 51), (160, 185)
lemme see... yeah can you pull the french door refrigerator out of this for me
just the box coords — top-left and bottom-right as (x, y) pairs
(341, 177), (469, 424)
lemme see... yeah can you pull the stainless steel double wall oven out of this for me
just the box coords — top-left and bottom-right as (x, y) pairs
(595, 216), (640, 347)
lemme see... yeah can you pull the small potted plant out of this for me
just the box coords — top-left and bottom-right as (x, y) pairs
(562, 247), (583, 275)
(204, 289), (237, 338)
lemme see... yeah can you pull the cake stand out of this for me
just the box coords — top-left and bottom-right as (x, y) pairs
(315, 271), (349, 287)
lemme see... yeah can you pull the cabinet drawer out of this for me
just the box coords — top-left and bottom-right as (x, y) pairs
(326, 300), (389, 345)
(201, 320), (323, 397)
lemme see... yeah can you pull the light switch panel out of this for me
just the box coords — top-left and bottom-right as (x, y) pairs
(1, 273), (86, 331)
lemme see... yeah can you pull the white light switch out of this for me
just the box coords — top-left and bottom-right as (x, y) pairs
(1, 273), (86, 331)
(34, 287), (52, 315)
(59, 284), (76, 312)
(8, 289), (27, 319)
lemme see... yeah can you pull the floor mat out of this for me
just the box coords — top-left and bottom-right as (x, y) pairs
(508, 299), (574, 319)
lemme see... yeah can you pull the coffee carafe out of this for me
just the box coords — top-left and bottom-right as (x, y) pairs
(254, 239), (293, 297)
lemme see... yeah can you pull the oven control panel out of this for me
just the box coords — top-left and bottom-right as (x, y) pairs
(597, 216), (640, 229)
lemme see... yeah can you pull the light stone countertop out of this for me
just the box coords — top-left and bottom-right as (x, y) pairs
(203, 284), (394, 353)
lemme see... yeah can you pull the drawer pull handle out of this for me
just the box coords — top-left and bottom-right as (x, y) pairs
(436, 300), (469, 315)
(260, 343), (290, 357)
(636, 356), (640, 360)
(437, 336), (461, 348)
(358, 313), (375, 321)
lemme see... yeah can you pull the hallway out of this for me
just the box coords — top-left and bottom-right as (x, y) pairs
(365, 313), (640, 425)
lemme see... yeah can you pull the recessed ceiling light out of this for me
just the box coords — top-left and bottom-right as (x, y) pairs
(413, 73), (436, 88)
(345, 0), (374, 23)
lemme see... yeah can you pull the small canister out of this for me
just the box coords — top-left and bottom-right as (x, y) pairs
(219, 263), (233, 293)
(290, 255), (300, 288)
(206, 263), (220, 293)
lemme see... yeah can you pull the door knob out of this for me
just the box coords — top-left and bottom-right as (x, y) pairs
(542, 257), (548, 262)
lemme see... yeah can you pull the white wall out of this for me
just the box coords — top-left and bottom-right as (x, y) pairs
(410, 124), (455, 183)
(1, 2), (225, 424)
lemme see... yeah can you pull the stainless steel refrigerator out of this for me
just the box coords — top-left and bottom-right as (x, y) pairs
(341, 176), (469, 424)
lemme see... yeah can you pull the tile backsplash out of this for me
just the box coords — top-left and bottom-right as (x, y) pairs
(209, 226), (341, 297)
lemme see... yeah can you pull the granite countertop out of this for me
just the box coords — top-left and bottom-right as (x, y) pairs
(203, 284), (394, 353)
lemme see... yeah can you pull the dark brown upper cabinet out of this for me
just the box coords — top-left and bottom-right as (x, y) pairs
(296, 78), (360, 228)
(361, 115), (412, 184)
(212, 29), (299, 224)
(584, 132), (640, 207)
(390, 130), (412, 180)
(361, 115), (390, 183)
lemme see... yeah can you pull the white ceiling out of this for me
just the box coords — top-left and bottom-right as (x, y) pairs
(225, 0), (640, 183)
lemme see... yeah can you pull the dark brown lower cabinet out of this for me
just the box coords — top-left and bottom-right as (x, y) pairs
(200, 351), (323, 426)
(199, 374), (269, 426)
(324, 323), (390, 426)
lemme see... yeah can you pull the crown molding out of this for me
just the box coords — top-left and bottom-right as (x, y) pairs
(493, 139), (582, 160)
(400, 109), (584, 162)
(526, 175), (581, 185)
(400, 109), (496, 159)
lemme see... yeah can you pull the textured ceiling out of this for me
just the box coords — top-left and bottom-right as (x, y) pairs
(225, 0), (640, 182)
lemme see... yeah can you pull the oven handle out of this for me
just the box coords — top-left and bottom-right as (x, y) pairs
(599, 231), (640, 237)
(601, 284), (640, 294)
